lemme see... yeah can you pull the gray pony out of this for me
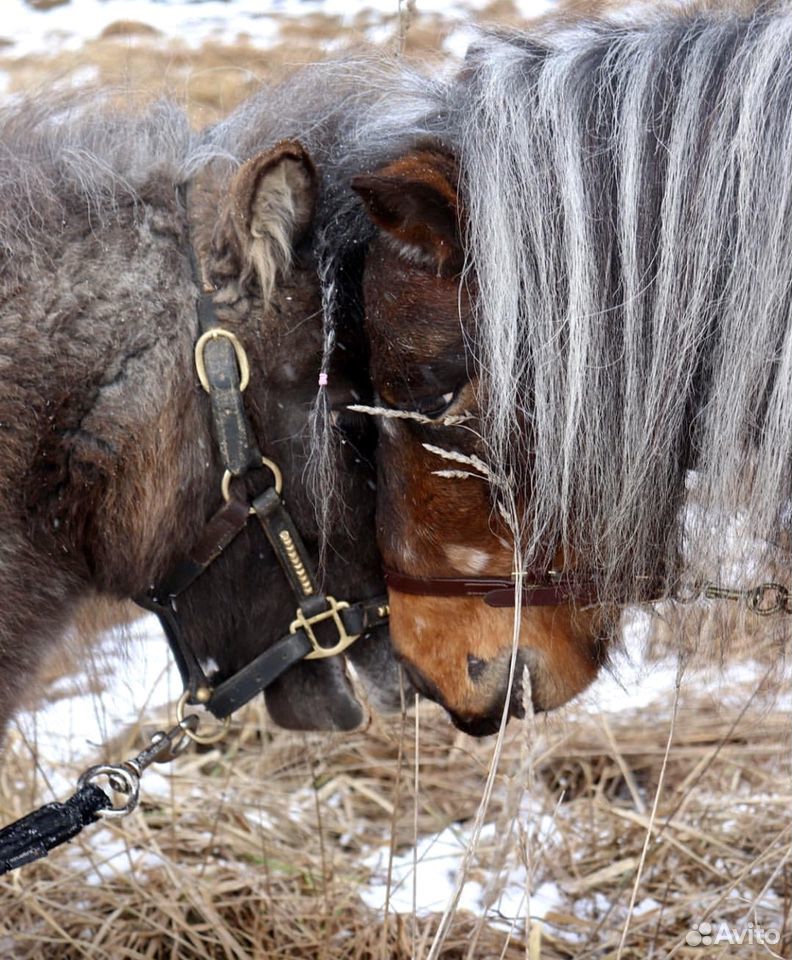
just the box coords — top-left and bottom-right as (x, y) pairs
(0, 70), (414, 745)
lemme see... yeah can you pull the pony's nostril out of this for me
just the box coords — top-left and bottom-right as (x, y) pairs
(466, 654), (488, 681)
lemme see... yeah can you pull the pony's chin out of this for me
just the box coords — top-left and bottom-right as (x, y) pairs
(448, 701), (526, 738)
(264, 657), (365, 731)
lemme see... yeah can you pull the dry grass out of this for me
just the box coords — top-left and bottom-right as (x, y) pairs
(1, 609), (789, 959)
(1, 3), (791, 957)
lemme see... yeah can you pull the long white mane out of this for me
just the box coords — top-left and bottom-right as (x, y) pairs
(452, 7), (792, 595)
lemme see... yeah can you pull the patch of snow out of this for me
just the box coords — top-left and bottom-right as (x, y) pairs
(63, 825), (162, 884)
(581, 643), (790, 717)
(64, 63), (99, 87)
(243, 807), (276, 831)
(493, 878), (563, 926)
(365, 23), (396, 45)
(11, 613), (175, 796)
(362, 826), (486, 914)
(581, 651), (683, 715)
(513, 0), (558, 19)
(634, 897), (662, 916)
(362, 819), (563, 924)
(443, 24), (478, 58)
(2, 0), (282, 58)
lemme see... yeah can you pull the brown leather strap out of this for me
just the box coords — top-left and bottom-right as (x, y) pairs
(251, 487), (320, 601)
(384, 567), (594, 607)
(384, 569), (515, 598)
(157, 498), (251, 599)
(197, 295), (259, 478)
(483, 582), (603, 607)
(384, 568), (662, 608)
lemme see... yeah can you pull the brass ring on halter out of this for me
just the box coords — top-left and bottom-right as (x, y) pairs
(221, 457), (283, 515)
(175, 690), (231, 745)
(194, 328), (250, 393)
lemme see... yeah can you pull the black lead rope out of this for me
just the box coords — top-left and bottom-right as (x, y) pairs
(0, 716), (199, 877)
(0, 786), (111, 876)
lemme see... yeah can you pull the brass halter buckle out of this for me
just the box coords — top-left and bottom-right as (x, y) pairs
(290, 596), (360, 659)
(194, 328), (250, 393)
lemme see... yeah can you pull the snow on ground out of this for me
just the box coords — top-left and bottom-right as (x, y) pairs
(11, 613), (176, 797)
(0, 0), (558, 61)
(3, 0), (283, 57)
(362, 813), (565, 923)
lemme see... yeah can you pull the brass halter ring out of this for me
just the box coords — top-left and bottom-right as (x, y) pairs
(221, 456), (283, 515)
(176, 690), (231, 745)
(194, 328), (250, 393)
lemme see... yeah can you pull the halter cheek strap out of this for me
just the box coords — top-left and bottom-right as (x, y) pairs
(136, 191), (389, 720)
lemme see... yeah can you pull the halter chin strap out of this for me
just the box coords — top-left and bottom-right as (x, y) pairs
(137, 192), (389, 720)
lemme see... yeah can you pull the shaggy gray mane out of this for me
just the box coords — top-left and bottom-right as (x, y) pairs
(0, 92), (194, 281)
(447, 5), (792, 596)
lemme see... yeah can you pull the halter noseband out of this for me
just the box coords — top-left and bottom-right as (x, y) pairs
(137, 189), (389, 721)
(383, 567), (610, 607)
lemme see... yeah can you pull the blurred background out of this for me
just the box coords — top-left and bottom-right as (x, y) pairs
(0, 0), (559, 121)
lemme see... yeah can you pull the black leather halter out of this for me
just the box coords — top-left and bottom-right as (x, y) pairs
(137, 199), (389, 720)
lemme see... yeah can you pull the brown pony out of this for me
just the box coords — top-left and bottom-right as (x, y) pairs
(0, 84), (401, 746)
(352, 148), (611, 736)
(349, 10), (792, 734)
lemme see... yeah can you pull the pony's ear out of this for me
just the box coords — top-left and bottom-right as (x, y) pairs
(226, 139), (318, 297)
(351, 150), (463, 276)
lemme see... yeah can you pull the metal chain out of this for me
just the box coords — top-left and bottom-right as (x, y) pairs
(674, 580), (792, 616)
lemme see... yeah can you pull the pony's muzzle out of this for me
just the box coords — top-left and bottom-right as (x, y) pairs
(397, 636), (530, 737)
(446, 650), (529, 737)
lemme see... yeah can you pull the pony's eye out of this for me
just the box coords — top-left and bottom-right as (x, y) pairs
(413, 390), (455, 419)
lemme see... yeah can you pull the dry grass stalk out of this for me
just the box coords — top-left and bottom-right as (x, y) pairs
(1, 611), (788, 959)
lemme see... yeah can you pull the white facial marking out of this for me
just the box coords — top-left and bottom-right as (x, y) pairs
(444, 544), (491, 574)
